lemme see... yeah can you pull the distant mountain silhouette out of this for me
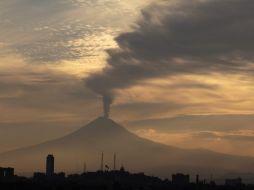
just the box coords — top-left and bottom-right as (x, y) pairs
(1, 117), (254, 178)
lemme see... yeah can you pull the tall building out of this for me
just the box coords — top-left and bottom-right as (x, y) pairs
(46, 154), (54, 177)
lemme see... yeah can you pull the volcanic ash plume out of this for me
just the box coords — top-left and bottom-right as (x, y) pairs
(85, 0), (254, 118)
(103, 94), (113, 118)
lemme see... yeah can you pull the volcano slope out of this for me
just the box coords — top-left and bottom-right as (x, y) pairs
(1, 117), (254, 178)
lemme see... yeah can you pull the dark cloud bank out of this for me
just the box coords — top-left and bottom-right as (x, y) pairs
(86, 0), (254, 107)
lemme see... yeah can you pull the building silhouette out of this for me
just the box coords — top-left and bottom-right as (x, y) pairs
(0, 167), (14, 178)
(225, 178), (243, 187)
(46, 154), (54, 177)
(33, 172), (46, 180)
(2, 154), (254, 190)
(1, 157), (254, 190)
(172, 173), (190, 186)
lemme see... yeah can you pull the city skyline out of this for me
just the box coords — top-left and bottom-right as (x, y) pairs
(0, 153), (248, 186)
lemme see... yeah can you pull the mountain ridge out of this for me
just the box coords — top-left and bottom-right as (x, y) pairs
(1, 117), (254, 178)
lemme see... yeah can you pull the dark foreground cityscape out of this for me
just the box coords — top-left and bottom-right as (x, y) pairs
(1, 154), (254, 190)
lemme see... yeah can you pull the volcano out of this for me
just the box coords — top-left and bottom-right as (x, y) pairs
(1, 117), (254, 178)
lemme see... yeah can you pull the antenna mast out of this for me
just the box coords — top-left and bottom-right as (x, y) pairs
(113, 153), (116, 170)
(83, 161), (87, 173)
(101, 152), (104, 171)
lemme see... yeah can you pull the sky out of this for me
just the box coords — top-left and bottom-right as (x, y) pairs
(0, 0), (254, 157)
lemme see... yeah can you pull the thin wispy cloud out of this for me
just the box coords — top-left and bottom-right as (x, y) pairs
(0, 0), (147, 63)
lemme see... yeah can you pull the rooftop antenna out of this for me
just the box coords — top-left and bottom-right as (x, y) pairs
(101, 152), (104, 171)
(113, 153), (116, 171)
(210, 174), (214, 183)
(83, 161), (87, 173)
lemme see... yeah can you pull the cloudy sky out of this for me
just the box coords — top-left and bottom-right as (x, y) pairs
(1, 0), (254, 156)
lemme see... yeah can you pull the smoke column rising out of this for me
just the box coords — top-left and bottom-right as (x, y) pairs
(86, 0), (254, 117)
(103, 94), (113, 118)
